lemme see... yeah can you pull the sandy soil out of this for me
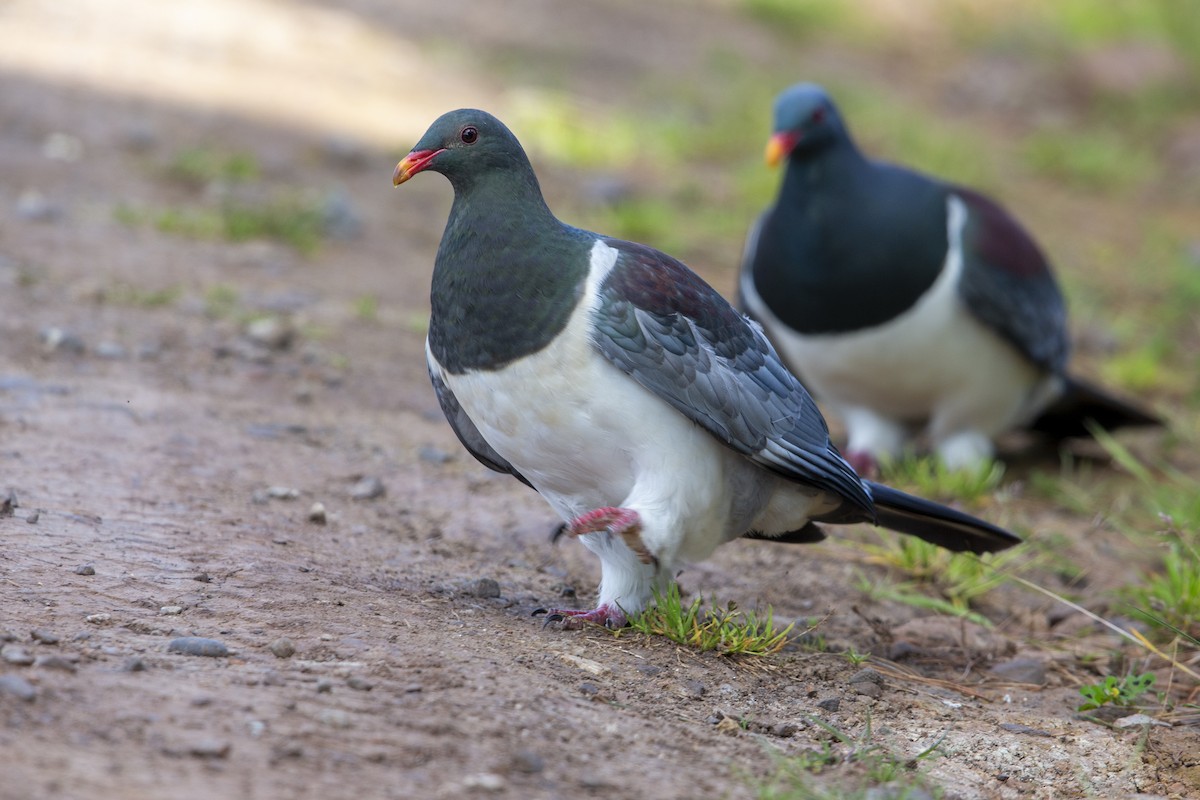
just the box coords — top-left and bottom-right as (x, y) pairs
(1, 2), (1197, 799)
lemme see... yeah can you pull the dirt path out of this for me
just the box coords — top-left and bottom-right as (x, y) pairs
(1, 2), (1197, 799)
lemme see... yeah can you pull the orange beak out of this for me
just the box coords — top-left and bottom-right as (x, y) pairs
(393, 148), (444, 186)
(764, 131), (800, 168)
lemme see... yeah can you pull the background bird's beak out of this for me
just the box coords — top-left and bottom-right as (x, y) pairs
(764, 132), (800, 168)
(393, 148), (444, 185)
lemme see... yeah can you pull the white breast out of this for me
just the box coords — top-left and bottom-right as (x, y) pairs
(742, 196), (1049, 443)
(428, 240), (767, 566)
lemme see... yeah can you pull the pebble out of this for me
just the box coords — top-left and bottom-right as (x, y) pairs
(2, 645), (34, 666)
(42, 132), (83, 162)
(0, 674), (37, 702)
(16, 189), (63, 222)
(266, 486), (300, 501)
(636, 663), (662, 677)
(167, 637), (229, 658)
(0, 489), (15, 516)
(417, 446), (453, 464)
(0, 631), (15, 643)
(160, 606), (183, 616)
(25, 511), (39, 524)
(34, 654), (77, 672)
(988, 656), (1047, 685)
(321, 190), (363, 240)
(40, 326), (85, 354)
(461, 773), (506, 792)
(31, 629), (60, 645)
(245, 316), (294, 350)
(816, 697), (841, 712)
(269, 638), (296, 659)
(307, 502), (327, 524)
(74, 564), (95, 576)
(681, 679), (706, 700)
(467, 577), (501, 599)
(510, 749), (545, 774)
(346, 676), (373, 692)
(316, 678), (333, 694)
(85, 613), (111, 624)
(316, 708), (351, 728)
(124, 657), (148, 672)
(350, 476), (385, 500)
(94, 341), (128, 360)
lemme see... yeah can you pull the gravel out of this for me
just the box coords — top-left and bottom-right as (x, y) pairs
(167, 637), (230, 658)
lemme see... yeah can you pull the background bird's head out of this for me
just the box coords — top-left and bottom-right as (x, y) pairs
(766, 83), (847, 166)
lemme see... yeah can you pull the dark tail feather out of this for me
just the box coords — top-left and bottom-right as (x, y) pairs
(1030, 376), (1162, 440)
(866, 481), (1020, 554)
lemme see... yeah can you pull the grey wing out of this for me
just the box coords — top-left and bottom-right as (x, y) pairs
(592, 239), (874, 518)
(954, 188), (1069, 373)
(428, 366), (534, 490)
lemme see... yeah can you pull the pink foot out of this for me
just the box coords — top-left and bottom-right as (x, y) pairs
(541, 603), (628, 629)
(846, 450), (879, 479)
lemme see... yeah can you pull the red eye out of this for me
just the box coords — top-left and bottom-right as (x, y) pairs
(811, 107), (826, 124)
(460, 126), (478, 144)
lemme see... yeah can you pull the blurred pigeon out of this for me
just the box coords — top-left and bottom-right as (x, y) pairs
(740, 83), (1160, 474)
(394, 108), (1019, 628)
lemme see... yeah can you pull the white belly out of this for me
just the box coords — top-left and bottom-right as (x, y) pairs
(741, 197), (1053, 458)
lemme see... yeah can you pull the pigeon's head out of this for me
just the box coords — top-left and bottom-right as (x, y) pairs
(394, 109), (530, 190)
(766, 83), (845, 166)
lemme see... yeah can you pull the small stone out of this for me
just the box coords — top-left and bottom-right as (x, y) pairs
(30, 629), (60, 645)
(461, 773), (506, 792)
(346, 676), (373, 692)
(467, 578), (501, 599)
(2, 645), (34, 666)
(510, 749), (544, 774)
(0, 631), (16, 643)
(160, 606), (184, 616)
(167, 637), (229, 658)
(316, 708), (351, 728)
(25, 511), (39, 524)
(772, 722), (798, 738)
(266, 486), (299, 500)
(16, 190), (62, 222)
(988, 657), (1047, 686)
(124, 657), (148, 672)
(417, 446), (453, 464)
(180, 739), (231, 759)
(636, 664), (662, 677)
(262, 670), (286, 686)
(94, 341), (128, 360)
(74, 564), (95, 576)
(715, 715), (742, 735)
(40, 326), (85, 354)
(853, 681), (883, 699)
(0, 490), (14, 517)
(350, 476), (385, 500)
(42, 132), (83, 162)
(816, 697), (841, 712)
(85, 613), (111, 624)
(307, 502), (327, 524)
(1113, 713), (1170, 729)
(245, 316), (294, 350)
(578, 682), (600, 697)
(316, 678), (333, 694)
(682, 679), (706, 700)
(193, 573), (212, 583)
(269, 638), (296, 659)
(849, 668), (884, 686)
(0, 674), (37, 702)
(33, 654), (77, 672)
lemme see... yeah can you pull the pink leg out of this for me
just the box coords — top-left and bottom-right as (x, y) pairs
(541, 507), (646, 629)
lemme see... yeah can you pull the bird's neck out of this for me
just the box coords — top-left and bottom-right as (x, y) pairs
(780, 138), (868, 200)
(429, 172), (592, 374)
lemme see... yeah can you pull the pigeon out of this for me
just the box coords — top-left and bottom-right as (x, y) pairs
(393, 108), (1019, 628)
(739, 83), (1160, 474)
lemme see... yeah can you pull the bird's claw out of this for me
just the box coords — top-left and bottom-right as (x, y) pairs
(535, 603), (627, 629)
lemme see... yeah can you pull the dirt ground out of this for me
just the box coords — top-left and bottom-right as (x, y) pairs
(1, 2), (1198, 799)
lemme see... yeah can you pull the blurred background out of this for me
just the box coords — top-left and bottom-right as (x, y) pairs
(2, 2), (1200, 796)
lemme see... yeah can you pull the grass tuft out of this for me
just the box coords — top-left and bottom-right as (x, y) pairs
(622, 584), (794, 657)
